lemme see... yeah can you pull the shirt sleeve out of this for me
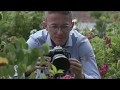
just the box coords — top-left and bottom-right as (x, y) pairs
(26, 36), (40, 49)
(82, 50), (101, 79)
(78, 38), (101, 79)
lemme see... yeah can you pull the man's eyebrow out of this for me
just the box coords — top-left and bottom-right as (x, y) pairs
(61, 23), (69, 25)
(49, 24), (57, 26)
(51, 24), (70, 25)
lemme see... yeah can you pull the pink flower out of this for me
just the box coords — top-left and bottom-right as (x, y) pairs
(105, 37), (112, 48)
(87, 34), (92, 40)
(99, 64), (109, 78)
(60, 74), (74, 79)
(105, 37), (111, 44)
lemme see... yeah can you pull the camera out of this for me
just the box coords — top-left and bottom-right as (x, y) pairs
(46, 46), (71, 71)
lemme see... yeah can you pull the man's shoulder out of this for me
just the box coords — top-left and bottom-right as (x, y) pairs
(70, 30), (86, 39)
(70, 30), (89, 45)
(30, 29), (48, 39)
(33, 29), (48, 36)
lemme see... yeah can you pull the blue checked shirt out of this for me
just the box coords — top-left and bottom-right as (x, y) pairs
(27, 29), (101, 79)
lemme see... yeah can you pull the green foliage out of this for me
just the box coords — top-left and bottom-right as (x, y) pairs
(0, 36), (65, 79)
(0, 12), (3, 21)
(81, 28), (90, 36)
(48, 64), (64, 79)
(90, 11), (103, 19)
(42, 43), (50, 55)
(90, 11), (113, 38)
(110, 34), (120, 59)
(90, 33), (120, 79)
(0, 11), (44, 40)
(0, 37), (50, 79)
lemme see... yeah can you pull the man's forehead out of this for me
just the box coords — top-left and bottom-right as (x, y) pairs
(45, 11), (73, 22)
(45, 11), (72, 17)
(49, 23), (70, 26)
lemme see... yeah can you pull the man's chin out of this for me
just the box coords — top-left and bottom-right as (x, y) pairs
(55, 41), (63, 45)
(55, 43), (63, 46)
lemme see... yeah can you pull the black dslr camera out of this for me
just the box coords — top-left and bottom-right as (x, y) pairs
(46, 46), (71, 71)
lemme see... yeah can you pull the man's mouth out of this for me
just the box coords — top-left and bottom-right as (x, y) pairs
(56, 38), (63, 41)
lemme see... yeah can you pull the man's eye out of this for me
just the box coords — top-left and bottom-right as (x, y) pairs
(51, 26), (58, 29)
(63, 26), (68, 28)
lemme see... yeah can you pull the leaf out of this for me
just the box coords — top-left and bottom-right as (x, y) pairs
(27, 48), (41, 65)
(56, 69), (64, 74)
(7, 65), (15, 77)
(28, 71), (36, 79)
(42, 43), (50, 55)
(15, 49), (25, 64)
(41, 73), (47, 79)
(51, 64), (57, 73)
(49, 69), (55, 75)
(14, 38), (27, 50)
(17, 63), (27, 78)
(4, 43), (15, 53)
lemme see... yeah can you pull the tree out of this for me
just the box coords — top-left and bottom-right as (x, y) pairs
(0, 11), (44, 40)
(90, 11), (111, 38)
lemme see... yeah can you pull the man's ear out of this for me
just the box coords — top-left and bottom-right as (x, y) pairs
(70, 22), (74, 31)
(43, 21), (47, 29)
(72, 22), (74, 28)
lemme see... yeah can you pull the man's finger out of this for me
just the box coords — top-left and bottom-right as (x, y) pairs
(69, 58), (80, 63)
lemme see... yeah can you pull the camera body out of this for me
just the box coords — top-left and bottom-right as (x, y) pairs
(46, 46), (71, 71)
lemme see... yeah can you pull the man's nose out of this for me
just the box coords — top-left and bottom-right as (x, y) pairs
(57, 28), (63, 34)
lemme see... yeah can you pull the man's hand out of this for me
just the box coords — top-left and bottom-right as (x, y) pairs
(69, 58), (84, 79)
(25, 57), (51, 77)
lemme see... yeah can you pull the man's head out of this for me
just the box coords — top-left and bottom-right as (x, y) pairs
(43, 11), (74, 46)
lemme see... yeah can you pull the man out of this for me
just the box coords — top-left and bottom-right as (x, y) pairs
(27, 11), (101, 79)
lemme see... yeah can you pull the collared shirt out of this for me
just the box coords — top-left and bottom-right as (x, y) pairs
(27, 29), (101, 79)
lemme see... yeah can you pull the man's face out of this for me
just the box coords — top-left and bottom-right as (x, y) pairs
(44, 13), (73, 46)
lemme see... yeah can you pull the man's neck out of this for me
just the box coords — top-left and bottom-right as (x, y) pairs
(51, 39), (66, 48)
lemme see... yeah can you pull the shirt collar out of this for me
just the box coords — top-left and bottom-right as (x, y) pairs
(46, 34), (53, 47)
(65, 34), (72, 47)
(46, 33), (72, 47)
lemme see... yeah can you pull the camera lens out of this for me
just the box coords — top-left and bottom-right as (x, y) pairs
(52, 54), (70, 71)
